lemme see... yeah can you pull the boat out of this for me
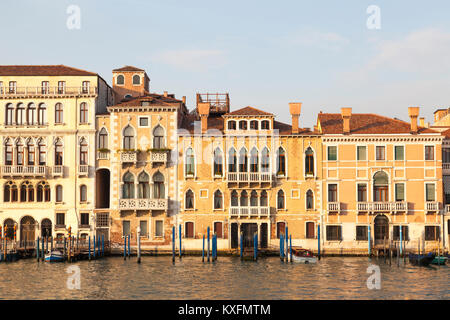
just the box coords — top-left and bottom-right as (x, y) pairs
(431, 256), (447, 265)
(408, 252), (435, 266)
(44, 250), (65, 262)
(291, 247), (318, 264)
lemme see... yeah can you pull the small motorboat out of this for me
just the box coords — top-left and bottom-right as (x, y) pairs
(408, 252), (435, 266)
(291, 247), (318, 264)
(45, 250), (65, 262)
(431, 256), (447, 265)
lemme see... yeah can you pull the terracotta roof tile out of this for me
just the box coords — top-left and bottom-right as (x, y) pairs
(0, 65), (97, 76)
(225, 106), (273, 116)
(112, 66), (145, 72)
(111, 93), (183, 107)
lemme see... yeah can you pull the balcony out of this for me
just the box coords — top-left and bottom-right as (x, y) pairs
(119, 198), (168, 211)
(443, 163), (450, 175)
(120, 151), (137, 163)
(97, 151), (109, 160)
(52, 165), (63, 177)
(149, 150), (168, 163)
(227, 172), (272, 184)
(1, 165), (47, 177)
(327, 202), (340, 213)
(357, 201), (407, 214)
(229, 206), (270, 218)
(426, 201), (439, 213)
(446, 205), (450, 214)
(0, 86), (97, 98)
(78, 165), (89, 176)
(78, 224), (90, 229)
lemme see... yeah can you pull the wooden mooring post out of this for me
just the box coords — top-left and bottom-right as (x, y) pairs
(36, 237), (40, 262)
(137, 228), (141, 264)
(123, 235), (127, 260)
(207, 226), (210, 263)
(202, 235), (205, 262)
(89, 236), (91, 261)
(127, 235), (130, 259)
(285, 226), (288, 263)
(179, 224), (182, 260)
(240, 231), (243, 261)
(172, 226), (175, 263)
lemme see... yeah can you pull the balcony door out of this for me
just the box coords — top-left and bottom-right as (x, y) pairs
(374, 186), (388, 202)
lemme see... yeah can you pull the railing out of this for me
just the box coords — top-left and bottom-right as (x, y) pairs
(0, 86), (98, 97)
(229, 206), (270, 218)
(119, 198), (168, 210)
(150, 150), (168, 163)
(357, 201), (407, 213)
(97, 151), (109, 160)
(78, 224), (90, 229)
(426, 201), (439, 213)
(227, 172), (272, 183)
(52, 165), (63, 177)
(327, 202), (340, 213)
(78, 165), (89, 176)
(446, 204), (450, 214)
(0, 165), (47, 177)
(120, 151), (137, 163)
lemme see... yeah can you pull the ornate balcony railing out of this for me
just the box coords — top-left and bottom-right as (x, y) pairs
(426, 201), (439, 213)
(78, 165), (89, 176)
(52, 165), (63, 177)
(327, 202), (340, 213)
(0, 165), (47, 177)
(97, 151), (109, 160)
(227, 172), (272, 183)
(357, 201), (407, 214)
(445, 204), (450, 214)
(120, 151), (137, 163)
(150, 150), (168, 163)
(229, 206), (270, 218)
(119, 198), (168, 211)
(0, 86), (97, 97)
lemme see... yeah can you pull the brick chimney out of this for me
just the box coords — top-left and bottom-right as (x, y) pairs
(408, 107), (420, 134)
(198, 102), (210, 133)
(341, 107), (352, 134)
(289, 102), (302, 134)
(419, 117), (425, 127)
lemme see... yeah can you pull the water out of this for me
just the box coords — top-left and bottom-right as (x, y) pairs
(0, 256), (448, 299)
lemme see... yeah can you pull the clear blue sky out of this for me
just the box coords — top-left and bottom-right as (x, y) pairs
(1, 0), (450, 128)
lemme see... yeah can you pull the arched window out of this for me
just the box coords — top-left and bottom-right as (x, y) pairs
(260, 190), (268, 206)
(228, 120), (236, 130)
(27, 139), (35, 165)
(153, 125), (165, 149)
(137, 172), (150, 198)
(27, 181), (34, 202)
(231, 190), (238, 206)
(185, 190), (194, 209)
(240, 191), (248, 206)
(122, 172), (134, 199)
(306, 190), (314, 209)
(185, 148), (195, 176)
(37, 182), (50, 202)
(54, 139), (63, 166)
(38, 139), (46, 165)
(250, 120), (259, 130)
(4, 181), (18, 202)
(250, 190), (258, 206)
(55, 103), (63, 124)
(5, 103), (14, 125)
(16, 139), (24, 166)
(116, 74), (125, 85)
(16, 103), (25, 125)
(250, 148), (259, 172)
(4, 219), (16, 239)
(123, 126), (135, 150)
(214, 190), (223, 209)
(261, 147), (270, 172)
(79, 138), (88, 165)
(373, 171), (389, 202)
(27, 103), (36, 125)
(239, 148), (248, 172)
(38, 103), (47, 125)
(98, 128), (108, 149)
(4, 139), (12, 165)
(132, 75), (141, 85)
(20, 183), (27, 202)
(153, 172), (165, 199)
(228, 148), (237, 172)
(239, 120), (247, 130)
(213, 148), (223, 176)
(261, 120), (270, 130)
(56, 185), (63, 203)
(305, 147), (314, 176)
(79, 102), (88, 124)
(41, 219), (52, 238)
(277, 147), (286, 175)
(80, 184), (87, 202)
(277, 190), (285, 209)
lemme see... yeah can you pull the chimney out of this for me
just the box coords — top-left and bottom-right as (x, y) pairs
(182, 96), (186, 104)
(408, 107), (420, 134)
(197, 102), (210, 133)
(341, 107), (352, 134)
(163, 91), (168, 97)
(289, 102), (302, 134)
(419, 117), (425, 127)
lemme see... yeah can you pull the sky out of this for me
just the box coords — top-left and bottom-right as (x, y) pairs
(1, 0), (450, 129)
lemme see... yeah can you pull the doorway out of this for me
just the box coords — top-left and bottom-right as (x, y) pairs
(374, 215), (389, 245)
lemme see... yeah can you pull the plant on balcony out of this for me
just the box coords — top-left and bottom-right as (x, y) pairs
(98, 148), (110, 153)
(147, 148), (171, 153)
(117, 148), (142, 153)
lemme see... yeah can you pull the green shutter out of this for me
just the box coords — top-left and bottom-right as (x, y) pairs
(426, 184), (435, 201)
(395, 183), (405, 201)
(357, 146), (366, 160)
(328, 146), (337, 161)
(395, 146), (404, 160)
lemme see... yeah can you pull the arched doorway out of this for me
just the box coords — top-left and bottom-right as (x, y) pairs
(41, 219), (52, 238)
(3, 219), (16, 240)
(374, 215), (389, 245)
(96, 169), (110, 208)
(20, 216), (36, 245)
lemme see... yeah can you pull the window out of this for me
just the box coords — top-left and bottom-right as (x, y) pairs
(153, 172), (165, 199)
(27, 140), (35, 165)
(327, 146), (337, 161)
(4, 182), (17, 202)
(250, 120), (258, 130)
(306, 222), (315, 239)
(395, 183), (405, 201)
(425, 146), (434, 160)
(260, 190), (268, 206)
(213, 148), (223, 176)
(80, 213), (89, 226)
(20, 183), (27, 202)
(227, 120), (236, 130)
(376, 146), (385, 160)
(277, 222), (286, 239)
(153, 126), (165, 148)
(38, 139), (46, 165)
(55, 103), (63, 124)
(250, 148), (259, 173)
(306, 190), (314, 209)
(79, 102), (88, 124)
(357, 184), (367, 202)
(132, 75), (141, 85)
(277, 190), (285, 209)
(140, 220), (148, 237)
(185, 190), (194, 209)
(56, 213), (65, 226)
(27, 103), (36, 125)
(261, 148), (270, 173)
(214, 190), (223, 209)
(261, 120), (270, 130)
(80, 185), (87, 202)
(38, 103), (47, 125)
(116, 75), (124, 85)
(56, 185), (63, 203)
(139, 117), (149, 127)
(37, 182), (50, 202)
(185, 222), (194, 238)
(0, 81), (2, 94)
(5, 103), (14, 125)
(240, 190), (248, 206)
(393, 226), (408, 241)
(231, 190), (238, 206)
(443, 149), (450, 163)
(41, 81), (49, 94)
(96, 212), (109, 227)
(228, 148), (237, 172)
(395, 146), (404, 161)
(277, 147), (286, 175)
(79, 138), (88, 165)
(373, 171), (389, 202)
(250, 190), (258, 206)
(356, 226), (368, 241)
(425, 226), (440, 241)
(122, 172), (134, 199)
(16, 103), (25, 125)
(82, 81), (90, 94)
(16, 140), (24, 166)
(426, 184), (435, 201)
(98, 128), (108, 149)
(239, 148), (248, 172)
(54, 139), (63, 165)
(326, 225), (342, 241)
(58, 81), (66, 94)
(123, 126), (135, 150)
(122, 220), (131, 237)
(305, 147), (314, 175)
(328, 184), (337, 202)
(9, 81), (16, 93)
(214, 222), (223, 238)
(185, 148), (195, 176)
(138, 172), (150, 198)
(155, 221), (163, 237)
(5, 139), (12, 165)
(239, 120), (247, 130)
(357, 146), (366, 161)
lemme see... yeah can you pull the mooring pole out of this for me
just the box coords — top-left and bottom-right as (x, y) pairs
(290, 235), (293, 263)
(93, 235), (96, 259)
(127, 235), (130, 259)
(102, 235), (104, 257)
(280, 234), (283, 260)
(389, 239), (392, 266)
(207, 226), (210, 262)
(285, 226), (288, 263)
(368, 225), (371, 258)
(137, 228), (141, 264)
(179, 224), (182, 260)
(89, 236), (91, 261)
(399, 227), (403, 257)
(438, 236), (441, 266)
(240, 231), (243, 261)
(318, 224), (321, 260)
(253, 232), (257, 261)
(384, 236), (386, 263)
(41, 236), (45, 261)
(123, 235), (126, 260)
(172, 226), (175, 263)
(202, 235), (205, 262)
(36, 237), (40, 262)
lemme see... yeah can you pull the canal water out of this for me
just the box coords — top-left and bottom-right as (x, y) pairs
(0, 256), (448, 299)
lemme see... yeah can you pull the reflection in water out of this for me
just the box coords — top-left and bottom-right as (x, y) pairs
(0, 256), (448, 299)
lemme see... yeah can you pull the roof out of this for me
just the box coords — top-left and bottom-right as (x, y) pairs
(441, 128), (450, 138)
(112, 66), (145, 72)
(0, 65), (98, 76)
(111, 93), (183, 108)
(273, 120), (316, 135)
(317, 113), (438, 135)
(224, 106), (273, 117)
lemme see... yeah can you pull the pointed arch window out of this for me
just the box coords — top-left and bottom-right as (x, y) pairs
(122, 172), (134, 199)
(16, 140), (24, 166)
(38, 103), (47, 125)
(185, 190), (194, 209)
(261, 147), (270, 172)
(27, 182), (34, 202)
(277, 147), (286, 175)
(306, 190), (314, 209)
(185, 148), (195, 176)
(98, 128), (108, 149)
(5, 139), (13, 165)
(5, 103), (14, 125)
(260, 190), (268, 206)
(55, 139), (63, 166)
(55, 103), (63, 124)
(16, 103), (25, 125)
(240, 190), (248, 207)
(239, 148), (248, 172)
(231, 190), (239, 206)
(79, 138), (88, 165)
(37, 182), (50, 202)
(123, 126), (135, 150)
(277, 190), (285, 209)
(137, 172), (150, 198)
(38, 139), (46, 165)
(214, 190), (223, 209)
(27, 139), (35, 165)
(80, 102), (88, 124)
(153, 125), (165, 149)
(250, 148), (259, 172)
(305, 147), (314, 176)
(153, 172), (165, 199)
(213, 148), (223, 176)
(20, 182), (28, 202)
(228, 148), (237, 172)
(4, 181), (18, 202)
(27, 103), (36, 125)
(250, 190), (258, 206)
